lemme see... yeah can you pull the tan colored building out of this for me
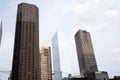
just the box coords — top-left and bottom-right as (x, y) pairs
(11, 3), (40, 80)
(40, 46), (52, 80)
(75, 30), (98, 77)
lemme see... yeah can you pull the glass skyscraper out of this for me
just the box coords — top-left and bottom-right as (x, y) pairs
(0, 18), (2, 46)
(52, 32), (62, 80)
(75, 30), (98, 77)
(52, 32), (73, 79)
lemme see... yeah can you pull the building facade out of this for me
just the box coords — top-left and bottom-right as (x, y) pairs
(109, 76), (120, 80)
(75, 30), (98, 77)
(52, 32), (62, 80)
(52, 32), (77, 79)
(87, 71), (109, 80)
(62, 75), (91, 80)
(40, 46), (52, 80)
(0, 18), (2, 46)
(11, 3), (40, 80)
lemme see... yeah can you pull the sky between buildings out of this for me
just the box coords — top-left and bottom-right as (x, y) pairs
(0, 0), (120, 80)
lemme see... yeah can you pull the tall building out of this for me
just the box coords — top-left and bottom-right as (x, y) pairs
(40, 46), (52, 80)
(11, 3), (40, 80)
(0, 18), (2, 46)
(74, 30), (98, 77)
(52, 32), (74, 79)
(52, 32), (62, 80)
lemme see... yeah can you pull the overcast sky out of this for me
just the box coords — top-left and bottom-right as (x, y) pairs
(0, 0), (120, 80)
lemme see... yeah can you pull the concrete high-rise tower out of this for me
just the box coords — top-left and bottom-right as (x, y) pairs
(75, 30), (98, 77)
(0, 18), (2, 46)
(11, 3), (40, 80)
(40, 46), (52, 80)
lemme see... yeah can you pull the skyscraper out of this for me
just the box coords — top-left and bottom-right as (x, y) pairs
(75, 30), (98, 77)
(52, 32), (62, 80)
(0, 18), (2, 46)
(11, 3), (40, 80)
(40, 46), (52, 80)
(52, 31), (74, 80)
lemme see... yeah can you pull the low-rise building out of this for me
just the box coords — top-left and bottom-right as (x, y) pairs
(109, 76), (120, 80)
(63, 75), (91, 80)
(87, 71), (109, 80)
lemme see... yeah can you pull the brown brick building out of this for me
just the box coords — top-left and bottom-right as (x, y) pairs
(40, 46), (52, 80)
(11, 3), (40, 80)
(75, 30), (98, 77)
